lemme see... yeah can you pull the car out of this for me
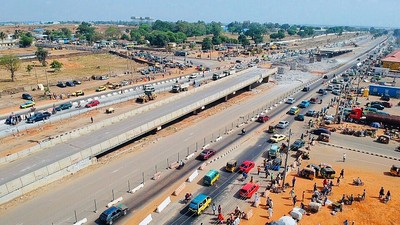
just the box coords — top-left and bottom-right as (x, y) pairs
(189, 74), (197, 79)
(55, 102), (73, 111)
(379, 101), (392, 108)
(380, 95), (390, 101)
(57, 81), (66, 88)
(323, 75), (328, 79)
(22, 93), (33, 100)
(295, 114), (305, 121)
(26, 112), (51, 123)
(198, 149), (216, 160)
(332, 89), (341, 95)
(317, 89), (325, 94)
(257, 115), (270, 123)
(370, 104), (384, 110)
(96, 86), (107, 92)
(306, 109), (316, 117)
(143, 84), (155, 92)
(324, 114), (334, 121)
(239, 161), (255, 173)
(65, 81), (75, 87)
(290, 139), (305, 151)
(239, 183), (260, 199)
(72, 80), (82, 85)
(288, 106), (300, 115)
(120, 80), (129, 86)
(298, 100), (310, 108)
(85, 100), (100, 108)
(286, 98), (296, 104)
(302, 87), (310, 92)
(270, 134), (286, 143)
(20, 101), (35, 109)
(311, 128), (331, 135)
(309, 97), (319, 104)
(99, 204), (128, 225)
(71, 90), (85, 96)
(276, 120), (289, 129)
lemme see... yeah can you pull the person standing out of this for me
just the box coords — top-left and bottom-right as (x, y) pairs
(343, 153), (347, 162)
(257, 166), (261, 175)
(218, 205), (222, 214)
(361, 189), (366, 200)
(270, 173), (274, 182)
(293, 195), (298, 206)
(337, 177), (341, 186)
(313, 182), (317, 192)
(292, 176), (296, 187)
(212, 203), (216, 215)
(302, 191), (305, 202)
(91, 116), (94, 123)
(290, 188), (295, 199)
(379, 187), (385, 199)
(340, 169), (345, 179)
(268, 207), (273, 219)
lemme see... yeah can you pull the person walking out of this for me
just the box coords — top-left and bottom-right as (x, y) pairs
(218, 205), (222, 214)
(379, 187), (385, 199)
(265, 168), (270, 179)
(257, 166), (261, 175)
(212, 203), (216, 215)
(268, 207), (273, 219)
(302, 191), (305, 202)
(340, 169), (345, 179)
(343, 153), (347, 162)
(292, 176), (296, 187)
(270, 173), (274, 182)
(361, 189), (366, 200)
(90, 117), (94, 123)
(313, 182), (317, 192)
(344, 220), (349, 225)
(293, 195), (298, 206)
(290, 188), (295, 199)
(337, 177), (341, 186)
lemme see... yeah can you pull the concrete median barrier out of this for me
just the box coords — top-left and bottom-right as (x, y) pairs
(173, 182), (186, 196)
(152, 172), (162, 180)
(139, 214), (153, 225)
(107, 197), (123, 208)
(199, 163), (207, 170)
(73, 218), (87, 225)
(130, 183), (144, 194)
(156, 196), (171, 213)
(169, 162), (179, 169)
(185, 153), (195, 160)
(187, 170), (199, 183)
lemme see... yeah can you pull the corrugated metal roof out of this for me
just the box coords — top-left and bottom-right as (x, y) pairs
(382, 49), (400, 63)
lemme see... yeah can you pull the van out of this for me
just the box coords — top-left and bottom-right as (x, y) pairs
(203, 169), (220, 186)
(239, 183), (260, 199)
(189, 193), (212, 215)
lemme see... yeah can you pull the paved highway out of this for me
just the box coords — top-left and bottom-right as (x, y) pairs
(0, 68), (267, 185)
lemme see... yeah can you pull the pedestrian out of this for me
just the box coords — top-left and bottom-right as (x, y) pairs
(313, 183), (317, 192)
(293, 195), (297, 206)
(343, 153), (346, 162)
(266, 197), (271, 208)
(337, 177), (341, 186)
(290, 188), (295, 199)
(302, 191), (305, 202)
(270, 173), (274, 182)
(257, 166), (261, 175)
(301, 133), (304, 140)
(323, 196), (328, 206)
(361, 189), (366, 200)
(268, 207), (273, 219)
(379, 187), (385, 199)
(91, 117), (94, 123)
(212, 203), (216, 215)
(386, 190), (391, 201)
(340, 169), (344, 179)
(344, 220), (349, 225)
(292, 176), (296, 187)
(217, 213), (224, 224)
(265, 168), (270, 178)
(218, 205), (222, 214)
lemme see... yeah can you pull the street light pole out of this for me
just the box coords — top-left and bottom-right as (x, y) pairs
(282, 129), (292, 190)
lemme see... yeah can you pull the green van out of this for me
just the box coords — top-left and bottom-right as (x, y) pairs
(189, 193), (212, 215)
(203, 169), (220, 186)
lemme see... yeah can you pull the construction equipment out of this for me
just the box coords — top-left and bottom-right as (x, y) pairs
(136, 90), (157, 103)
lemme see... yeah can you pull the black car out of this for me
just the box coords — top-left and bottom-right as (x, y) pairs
(370, 104), (384, 110)
(57, 81), (66, 88)
(26, 112), (51, 123)
(312, 128), (331, 135)
(380, 95), (390, 101)
(72, 80), (82, 85)
(22, 93), (33, 100)
(290, 139), (305, 151)
(302, 87), (310, 92)
(66, 81), (75, 87)
(295, 114), (305, 121)
(55, 102), (73, 111)
(99, 204), (128, 225)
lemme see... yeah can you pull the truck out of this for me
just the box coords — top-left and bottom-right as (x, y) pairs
(349, 108), (400, 129)
(171, 83), (189, 93)
(223, 69), (236, 76)
(27, 112), (51, 123)
(212, 73), (227, 80)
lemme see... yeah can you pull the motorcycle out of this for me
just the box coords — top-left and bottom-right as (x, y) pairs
(184, 193), (192, 203)
(241, 128), (246, 135)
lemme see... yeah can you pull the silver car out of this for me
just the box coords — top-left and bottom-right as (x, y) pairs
(276, 120), (289, 129)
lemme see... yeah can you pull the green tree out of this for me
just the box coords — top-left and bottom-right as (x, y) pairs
(0, 54), (20, 82)
(19, 33), (33, 47)
(202, 37), (212, 50)
(212, 35), (222, 45)
(130, 29), (143, 42)
(50, 60), (63, 71)
(76, 22), (96, 42)
(60, 28), (72, 39)
(207, 22), (223, 36)
(35, 47), (49, 66)
(105, 26), (121, 40)
(189, 42), (196, 50)
(121, 33), (130, 40)
(0, 31), (6, 42)
(238, 34), (250, 47)
(26, 64), (33, 75)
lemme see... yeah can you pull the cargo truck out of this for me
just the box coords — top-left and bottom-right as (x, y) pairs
(171, 83), (189, 93)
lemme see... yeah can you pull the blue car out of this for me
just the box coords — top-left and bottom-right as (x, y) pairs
(298, 100), (310, 108)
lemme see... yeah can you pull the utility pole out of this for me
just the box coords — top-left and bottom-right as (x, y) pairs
(282, 129), (292, 190)
(44, 67), (50, 93)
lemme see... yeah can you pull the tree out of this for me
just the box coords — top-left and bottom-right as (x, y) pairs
(105, 26), (121, 40)
(212, 35), (222, 45)
(238, 34), (250, 47)
(35, 47), (49, 66)
(76, 22), (96, 42)
(50, 60), (63, 71)
(19, 33), (33, 47)
(130, 29), (142, 42)
(121, 34), (129, 40)
(0, 31), (6, 42)
(0, 55), (20, 82)
(202, 37), (212, 50)
(207, 21), (223, 36)
(26, 64), (33, 75)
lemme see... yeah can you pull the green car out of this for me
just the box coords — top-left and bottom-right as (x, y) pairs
(20, 101), (35, 109)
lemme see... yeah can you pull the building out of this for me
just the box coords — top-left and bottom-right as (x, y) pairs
(369, 84), (400, 98)
(381, 49), (400, 71)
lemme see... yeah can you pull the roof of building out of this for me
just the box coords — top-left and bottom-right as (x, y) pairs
(382, 49), (400, 63)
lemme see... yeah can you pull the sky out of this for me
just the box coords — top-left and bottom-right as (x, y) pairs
(0, 0), (399, 28)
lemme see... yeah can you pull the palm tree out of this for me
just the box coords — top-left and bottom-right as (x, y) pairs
(0, 31), (6, 43)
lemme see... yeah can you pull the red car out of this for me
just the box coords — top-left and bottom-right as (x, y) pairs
(257, 115), (270, 123)
(239, 183), (260, 199)
(239, 161), (255, 173)
(198, 149), (216, 160)
(85, 100), (100, 108)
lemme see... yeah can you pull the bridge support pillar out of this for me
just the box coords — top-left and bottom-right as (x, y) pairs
(262, 76), (270, 83)
(248, 84), (252, 91)
(193, 109), (198, 115)
(224, 95), (228, 102)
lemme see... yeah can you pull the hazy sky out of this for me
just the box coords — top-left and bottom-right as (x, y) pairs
(0, 0), (399, 28)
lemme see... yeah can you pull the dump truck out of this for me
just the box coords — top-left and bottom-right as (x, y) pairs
(171, 83), (189, 93)
(212, 73), (227, 80)
(136, 90), (157, 103)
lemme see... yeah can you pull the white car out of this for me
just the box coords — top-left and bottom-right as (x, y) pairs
(189, 74), (197, 79)
(286, 98), (296, 104)
(276, 120), (289, 129)
(270, 134), (287, 143)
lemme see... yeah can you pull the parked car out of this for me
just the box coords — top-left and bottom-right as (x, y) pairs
(71, 90), (85, 96)
(189, 74), (197, 79)
(57, 81), (66, 88)
(290, 139), (306, 151)
(99, 204), (128, 225)
(276, 120), (289, 129)
(306, 110), (316, 117)
(22, 93), (33, 100)
(27, 112), (51, 123)
(120, 80), (129, 86)
(370, 104), (384, 110)
(198, 149), (216, 160)
(379, 101), (392, 108)
(55, 102), (73, 111)
(270, 134), (286, 143)
(302, 86), (310, 92)
(312, 128), (331, 135)
(20, 101), (35, 109)
(380, 95), (390, 101)
(239, 160), (255, 173)
(257, 115), (270, 123)
(85, 100), (100, 108)
(295, 114), (305, 121)
(96, 86), (107, 92)
(65, 81), (75, 87)
(72, 80), (82, 85)
(239, 183), (260, 199)
(332, 89), (341, 95)
(286, 97), (296, 104)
